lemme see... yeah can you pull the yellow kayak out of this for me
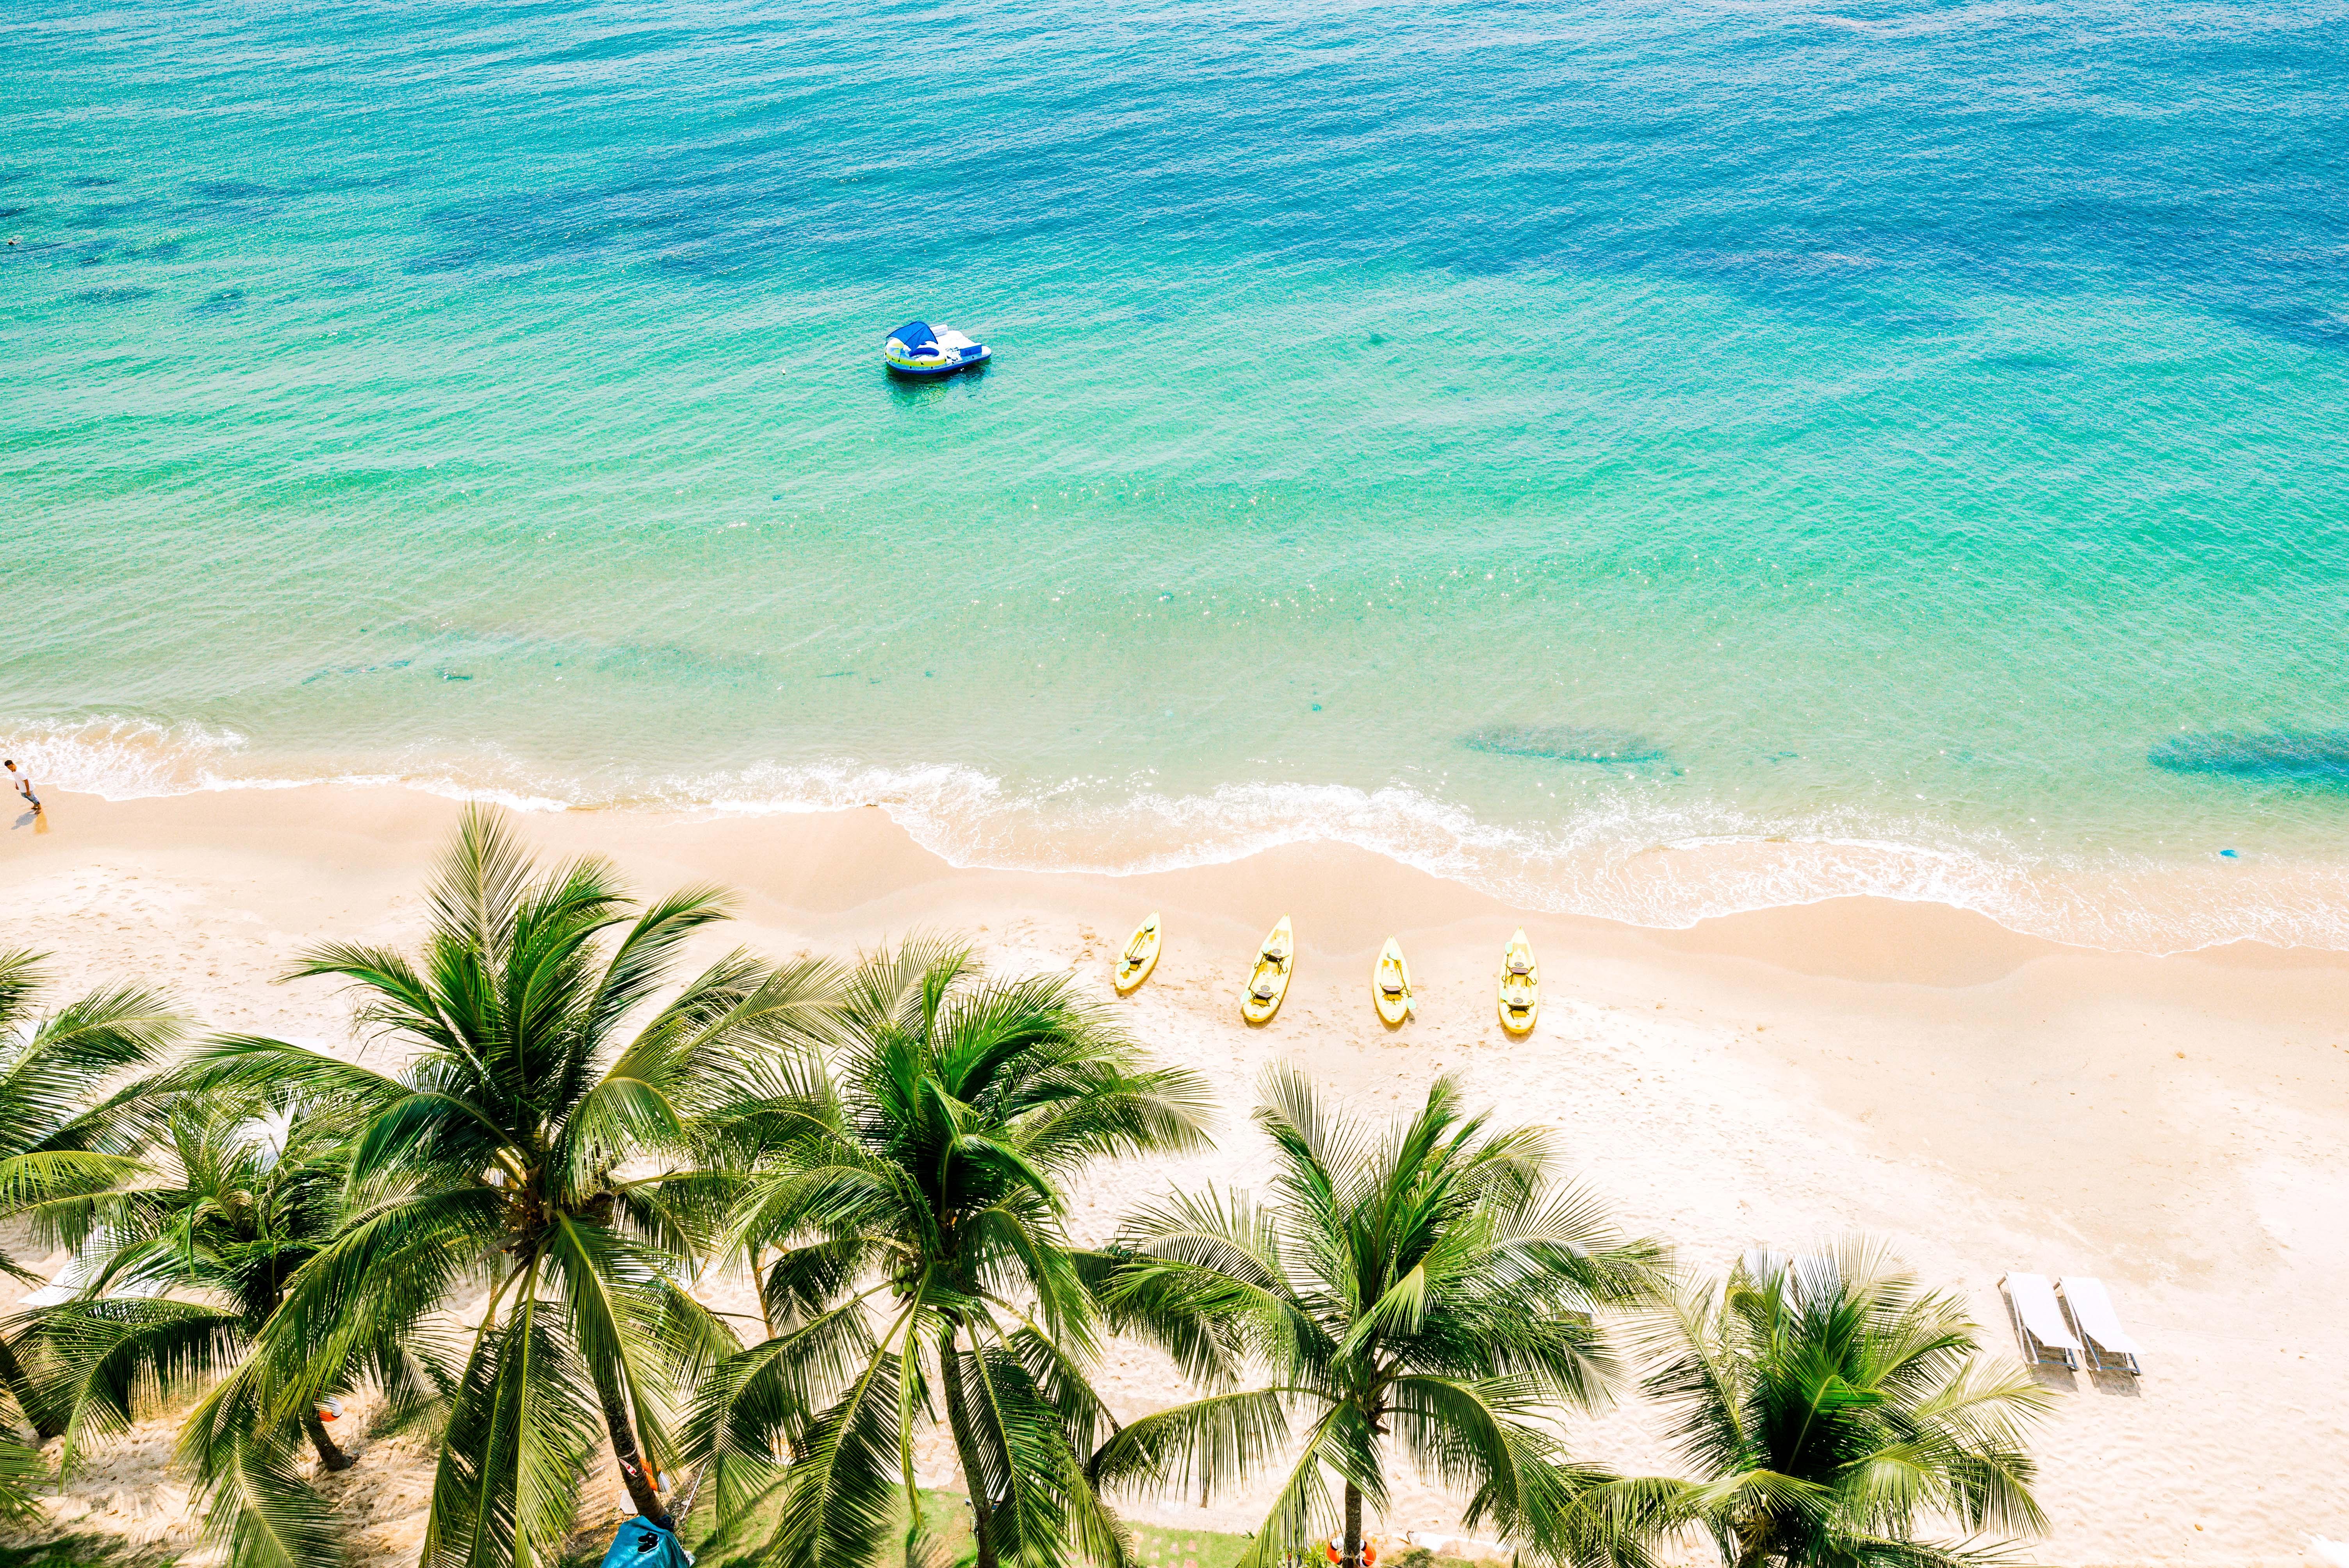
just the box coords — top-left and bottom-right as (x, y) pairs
(1372, 937), (1412, 1026)
(1241, 916), (1294, 1025)
(1114, 913), (1161, 994)
(1498, 928), (1538, 1035)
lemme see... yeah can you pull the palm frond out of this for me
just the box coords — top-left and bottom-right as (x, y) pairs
(1228, 1403), (1360, 1568)
(282, 945), (467, 1060)
(1088, 1387), (1297, 1503)
(680, 1296), (881, 1526)
(543, 1213), (714, 1480)
(10, 980), (189, 1083)
(0, 1439), (44, 1527)
(421, 1270), (604, 1568)
(196, 1422), (344, 1568)
(424, 805), (536, 964)
(170, 1034), (412, 1117)
(0, 952), (45, 1035)
(584, 886), (737, 1047)
(943, 1334), (1080, 1568)
(1634, 1243), (2051, 1566)
(14, 1298), (247, 1475)
(245, 1186), (509, 1422)
(0, 1151), (145, 1223)
(756, 1317), (913, 1568)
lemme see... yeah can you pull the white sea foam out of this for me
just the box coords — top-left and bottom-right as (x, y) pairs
(0, 718), (576, 813)
(12, 716), (2349, 956)
(561, 754), (2349, 955)
(2, 717), (266, 796)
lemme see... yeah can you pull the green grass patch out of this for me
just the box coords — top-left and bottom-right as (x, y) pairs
(671, 1487), (1495, 1568)
(672, 1485), (979, 1567)
(1124, 1516), (1256, 1568)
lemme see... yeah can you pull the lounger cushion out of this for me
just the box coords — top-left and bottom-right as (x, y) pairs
(2057, 1277), (2142, 1358)
(2001, 1273), (2083, 1356)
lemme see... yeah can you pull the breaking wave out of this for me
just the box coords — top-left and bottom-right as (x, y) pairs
(12, 715), (2349, 956)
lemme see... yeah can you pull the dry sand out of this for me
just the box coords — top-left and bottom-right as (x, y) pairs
(1, 786), (2344, 1566)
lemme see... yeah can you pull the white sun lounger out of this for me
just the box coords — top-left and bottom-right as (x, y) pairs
(1999, 1273), (2082, 1370)
(17, 1250), (98, 1308)
(16, 1243), (162, 1309)
(2057, 1276), (2142, 1376)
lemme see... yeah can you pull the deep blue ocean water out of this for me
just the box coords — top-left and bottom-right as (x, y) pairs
(7, 0), (2349, 948)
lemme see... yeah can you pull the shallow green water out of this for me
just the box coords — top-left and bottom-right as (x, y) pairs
(8, 0), (2349, 948)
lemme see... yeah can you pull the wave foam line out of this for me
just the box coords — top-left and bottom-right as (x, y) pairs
(13, 716), (2349, 957)
(644, 763), (2349, 958)
(0, 717), (576, 813)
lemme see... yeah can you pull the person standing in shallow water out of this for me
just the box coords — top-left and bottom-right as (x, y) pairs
(4, 761), (39, 820)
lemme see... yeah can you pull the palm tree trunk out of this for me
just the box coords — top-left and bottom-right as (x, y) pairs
(938, 1326), (1000, 1568)
(301, 1408), (354, 1473)
(752, 1244), (778, 1341)
(1344, 1480), (1364, 1568)
(592, 1364), (674, 1530)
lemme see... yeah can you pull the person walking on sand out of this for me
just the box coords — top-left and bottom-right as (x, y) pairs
(4, 761), (38, 818)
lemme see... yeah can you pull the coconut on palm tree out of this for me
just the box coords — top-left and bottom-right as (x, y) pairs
(176, 806), (839, 1568)
(1090, 1070), (1665, 1568)
(683, 938), (1211, 1568)
(1630, 1244), (2049, 1568)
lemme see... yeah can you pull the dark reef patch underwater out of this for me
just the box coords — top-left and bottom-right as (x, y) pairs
(11, 0), (2349, 955)
(2147, 729), (2349, 784)
(1461, 725), (1668, 764)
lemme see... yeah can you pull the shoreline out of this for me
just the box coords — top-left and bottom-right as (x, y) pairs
(3, 785), (2346, 1564)
(10, 717), (2349, 958)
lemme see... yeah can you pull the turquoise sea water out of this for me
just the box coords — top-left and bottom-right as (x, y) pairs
(8, 0), (2349, 950)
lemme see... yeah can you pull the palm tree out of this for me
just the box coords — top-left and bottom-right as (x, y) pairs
(0, 949), (188, 1436)
(1630, 1244), (2050, 1568)
(683, 939), (1211, 1568)
(6, 1092), (365, 1484)
(176, 806), (838, 1568)
(1090, 1070), (1665, 1568)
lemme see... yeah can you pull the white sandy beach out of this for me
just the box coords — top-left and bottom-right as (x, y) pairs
(2, 786), (2344, 1566)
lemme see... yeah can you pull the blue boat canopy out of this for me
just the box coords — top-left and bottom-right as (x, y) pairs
(888, 321), (937, 352)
